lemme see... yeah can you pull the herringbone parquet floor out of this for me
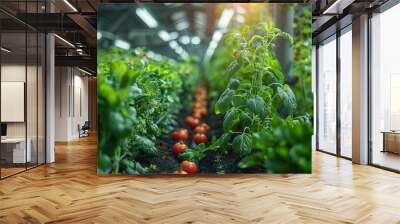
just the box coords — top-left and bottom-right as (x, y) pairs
(1, 135), (400, 224)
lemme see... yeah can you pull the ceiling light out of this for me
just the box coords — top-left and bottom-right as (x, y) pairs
(1, 47), (11, 53)
(136, 8), (158, 28)
(191, 36), (201, 45)
(169, 32), (178, 39)
(78, 67), (92, 76)
(212, 30), (223, 42)
(176, 21), (189, 31)
(179, 35), (190, 45)
(172, 11), (186, 21)
(175, 47), (183, 54)
(54, 34), (75, 48)
(158, 30), (170, 42)
(322, 0), (355, 15)
(63, 0), (78, 12)
(217, 9), (234, 29)
(169, 40), (179, 49)
(115, 39), (130, 50)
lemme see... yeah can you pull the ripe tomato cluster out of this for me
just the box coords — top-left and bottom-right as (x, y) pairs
(171, 84), (211, 175)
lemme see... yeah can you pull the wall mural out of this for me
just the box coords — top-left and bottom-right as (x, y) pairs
(97, 3), (313, 174)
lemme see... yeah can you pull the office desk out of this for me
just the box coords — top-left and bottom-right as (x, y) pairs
(1, 138), (31, 163)
(382, 131), (400, 154)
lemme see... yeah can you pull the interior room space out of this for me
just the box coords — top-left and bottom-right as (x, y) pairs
(54, 66), (96, 142)
(370, 2), (400, 171)
(0, 12), (46, 178)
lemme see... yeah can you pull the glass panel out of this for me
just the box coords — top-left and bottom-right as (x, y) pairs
(1, 30), (27, 177)
(317, 37), (337, 154)
(340, 29), (352, 158)
(27, 30), (38, 169)
(38, 32), (45, 165)
(371, 4), (400, 171)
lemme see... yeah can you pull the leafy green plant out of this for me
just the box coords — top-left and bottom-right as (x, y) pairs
(98, 48), (198, 174)
(238, 115), (312, 173)
(205, 22), (312, 173)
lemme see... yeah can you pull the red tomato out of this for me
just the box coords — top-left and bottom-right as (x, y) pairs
(173, 170), (188, 174)
(180, 161), (197, 174)
(171, 129), (189, 141)
(193, 133), (208, 144)
(172, 143), (187, 155)
(192, 111), (203, 119)
(198, 107), (208, 116)
(199, 123), (210, 132)
(193, 102), (206, 108)
(194, 125), (207, 134)
(195, 94), (206, 101)
(185, 116), (200, 128)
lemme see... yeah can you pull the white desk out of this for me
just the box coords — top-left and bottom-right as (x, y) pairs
(1, 138), (31, 163)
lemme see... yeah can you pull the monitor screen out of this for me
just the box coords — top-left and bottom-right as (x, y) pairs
(1, 123), (7, 137)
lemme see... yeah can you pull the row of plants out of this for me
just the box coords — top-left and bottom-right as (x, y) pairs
(200, 22), (312, 173)
(97, 48), (199, 174)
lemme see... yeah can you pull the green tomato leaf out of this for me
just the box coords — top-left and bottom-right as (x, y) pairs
(216, 132), (232, 149)
(179, 149), (195, 162)
(277, 84), (297, 115)
(133, 135), (158, 156)
(110, 60), (128, 81)
(215, 89), (234, 115)
(223, 107), (239, 132)
(240, 112), (252, 127)
(232, 133), (252, 156)
(246, 96), (267, 119)
(227, 78), (240, 90)
(238, 154), (263, 169)
(225, 60), (240, 76)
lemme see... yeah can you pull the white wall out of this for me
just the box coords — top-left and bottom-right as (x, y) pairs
(55, 67), (89, 141)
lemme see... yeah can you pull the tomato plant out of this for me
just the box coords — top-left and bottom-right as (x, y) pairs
(98, 47), (199, 174)
(203, 22), (312, 173)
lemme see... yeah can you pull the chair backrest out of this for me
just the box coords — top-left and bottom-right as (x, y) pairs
(82, 121), (90, 129)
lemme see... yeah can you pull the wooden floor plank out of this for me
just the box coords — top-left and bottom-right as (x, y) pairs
(0, 135), (400, 223)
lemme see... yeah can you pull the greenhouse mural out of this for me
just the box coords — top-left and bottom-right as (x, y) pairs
(97, 3), (312, 174)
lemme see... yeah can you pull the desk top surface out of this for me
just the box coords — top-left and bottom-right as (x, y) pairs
(381, 131), (400, 134)
(1, 138), (29, 143)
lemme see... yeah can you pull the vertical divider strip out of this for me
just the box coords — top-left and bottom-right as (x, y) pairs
(336, 28), (341, 157)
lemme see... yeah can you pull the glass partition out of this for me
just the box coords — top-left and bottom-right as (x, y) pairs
(317, 36), (337, 154)
(0, 1), (46, 179)
(1, 30), (28, 177)
(371, 3), (400, 171)
(339, 27), (352, 158)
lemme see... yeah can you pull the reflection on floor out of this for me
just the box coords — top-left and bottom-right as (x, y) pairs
(0, 167), (25, 177)
(373, 150), (400, 171)
(0, 163), (42, 178)
(0, 135), (400, 223)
